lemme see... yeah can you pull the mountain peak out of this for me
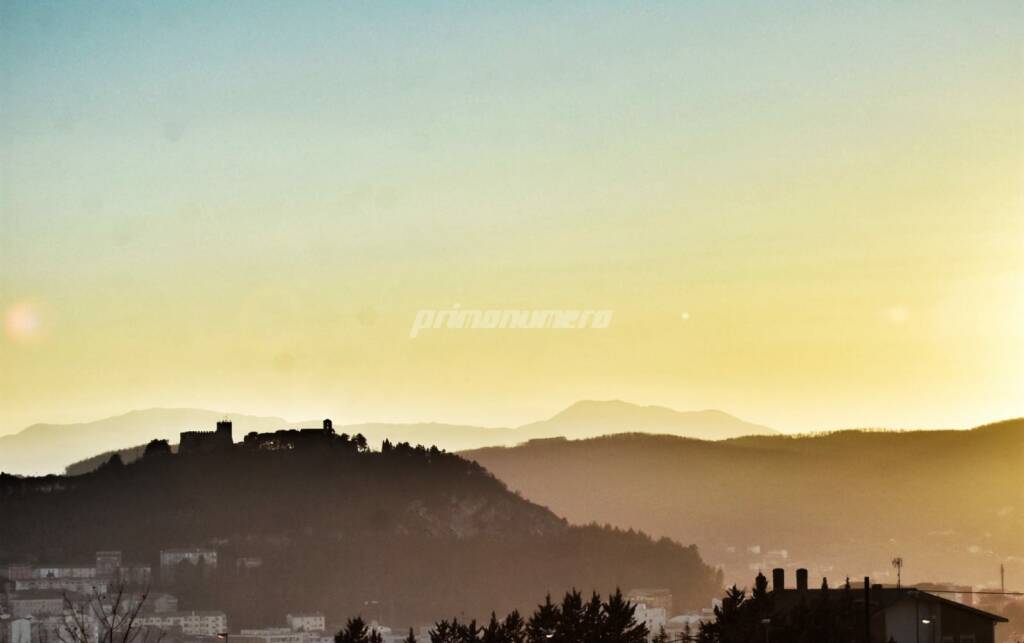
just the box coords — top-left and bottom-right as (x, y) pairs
(532, 400), (775, 441)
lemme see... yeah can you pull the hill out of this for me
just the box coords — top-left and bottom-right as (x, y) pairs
(0, 432), (722, 627)
(2, 402), (776, 476)
(465, 419), (1024, 588)
(514, 400), (775, 442)
(0, 409), (293, 476)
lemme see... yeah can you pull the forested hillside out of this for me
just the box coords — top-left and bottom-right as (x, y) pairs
(467, 420), (1024, 588)
(0, 435), (722, 626)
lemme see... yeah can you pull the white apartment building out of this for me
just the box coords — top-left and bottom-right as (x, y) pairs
(159, 548), (218, 569)
(287, 614), (326, 633)
(15, 577), (109, 594)
(137, 610), (227, 636)
(9, 592), (66, 618)
(34, 565), (97, 579)
(238, 627), (307, 643)
(9, 618), (32, 643)
(633, 604), (667, 639)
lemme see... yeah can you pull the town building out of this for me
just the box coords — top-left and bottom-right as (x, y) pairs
(235, 627), (307, 643)
(14, 577), (109, 594)
(95, 551), (123, 576)
(626, 588), (673, 617)
(9, 591), (67, 618)
(632, 604), (667, 639)
(287, 614), (326, 633)
(137, 610), (227, 637)
(770, 568), (1008, 643)
(236, 557), (264, 571)
(34, 564), (97, 579)
(7, 617), (32, 643)
(159, 548), (218, 581)
(6, 551), (150, 589)
(7, 564), (34, 580)
(149, 592), (181, 614)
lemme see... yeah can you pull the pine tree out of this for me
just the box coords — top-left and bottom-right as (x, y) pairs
(430, 620), (455, 643)
(335, 618), (383, 643)
(502, 610), (527, 643)
(602, 589), (648, 643)
(581, 592), (606, 639)
(527, 595), (560, 643)
(558, 590), (585, 643)
(460, 619), (480, 643)
(481, 613), (503, 643)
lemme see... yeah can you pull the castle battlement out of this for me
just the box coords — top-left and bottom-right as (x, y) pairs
(179, 420), (233, 455)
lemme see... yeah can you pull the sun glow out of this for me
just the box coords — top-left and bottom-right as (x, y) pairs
(4, 302), (44, 344)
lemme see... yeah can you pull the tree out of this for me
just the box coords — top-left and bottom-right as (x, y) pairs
(481, 614), (503, 643)
(56, 586), (163, 643)
(581, 593), (605, 639)
(558, 590), (585, 643)
(502, 611), (527, 643)
(602, 589), (648, 643)
(429, 621), (454, 643)
(527, 595), (560, 643)
(449, 620), (479, 643)
(143, 440), (171, 459)
(430, 620), (467, 643)
(99, 453), (125, 472)
(352, 434), (369, 453)
(335, 618), (382, 643)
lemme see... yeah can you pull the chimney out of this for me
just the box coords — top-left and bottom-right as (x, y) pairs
(796, 568), (809, 592)
(772, 568), (785, 592)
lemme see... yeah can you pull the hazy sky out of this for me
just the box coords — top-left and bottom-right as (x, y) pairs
(1, 1), (1022, 435)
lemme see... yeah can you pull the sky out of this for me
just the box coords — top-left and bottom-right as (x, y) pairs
(1, 1), (1022, 436)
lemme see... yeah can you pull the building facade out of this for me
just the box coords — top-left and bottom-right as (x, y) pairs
(137, 611), (227, 637)
(287, 614), (326, 633)
(159, 548), (218, 581)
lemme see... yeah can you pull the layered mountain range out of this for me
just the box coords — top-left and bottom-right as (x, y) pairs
(0, 400), (775, 476)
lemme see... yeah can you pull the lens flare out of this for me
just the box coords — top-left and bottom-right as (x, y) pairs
(5, 302), (43, 342)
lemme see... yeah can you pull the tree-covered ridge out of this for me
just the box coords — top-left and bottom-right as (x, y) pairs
(467, 420), (1024, 586)
(0, 435), (722, 627)
(334, 590), (649, 643)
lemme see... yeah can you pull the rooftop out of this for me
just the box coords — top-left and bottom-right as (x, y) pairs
(772, 587), (1008, 623)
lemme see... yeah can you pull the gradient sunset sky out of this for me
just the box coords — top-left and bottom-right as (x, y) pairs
(1, 1), (1022, 435)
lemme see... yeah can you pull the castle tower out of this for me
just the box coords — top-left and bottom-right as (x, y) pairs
(216, 420), (233, 447)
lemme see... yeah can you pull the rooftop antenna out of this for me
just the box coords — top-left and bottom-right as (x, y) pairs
(1001, 563), (1005, 593)
(891, 557), (904, 589)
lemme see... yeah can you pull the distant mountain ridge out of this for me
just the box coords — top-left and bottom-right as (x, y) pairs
(464, 419), (1024, 589)
(0, 409), (295, 476)
(0, 400), (776, 475)
(516, 400), (775, 442)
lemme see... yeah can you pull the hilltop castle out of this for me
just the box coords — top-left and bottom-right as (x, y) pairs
(179, 420), (234, 454)
(242, 419), (337, 450)
(176, 419), (343, 455)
